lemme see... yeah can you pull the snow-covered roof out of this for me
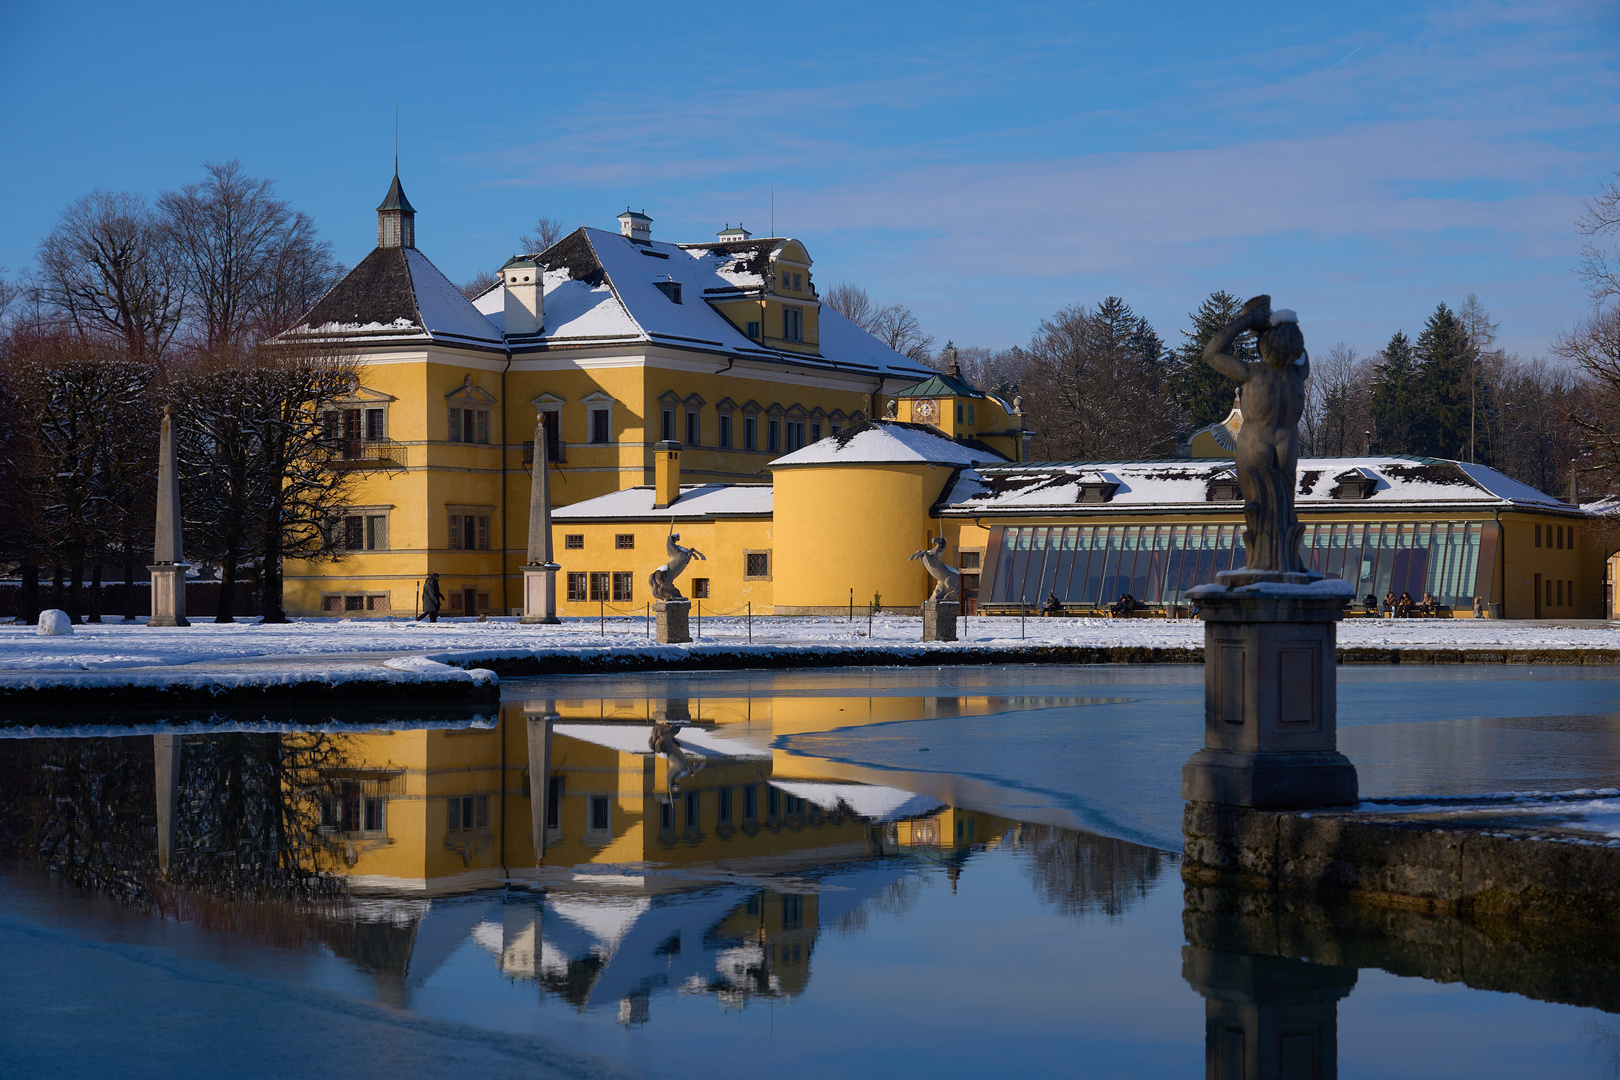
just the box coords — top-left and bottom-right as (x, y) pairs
(551, 484), (773, 522)
(769, 420), (1006, 469)
(284, 246), (506, 350)
(938, 456), (1581, 516)
(770, 780), (945, 822)
(472, 227), (935, 381)
(552, 723), (771, 760)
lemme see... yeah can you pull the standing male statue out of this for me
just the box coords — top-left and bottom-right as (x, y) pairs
(1203, 295), (1310, 576)
(909, 536), (960, 601)
(648, 533), (706, 601)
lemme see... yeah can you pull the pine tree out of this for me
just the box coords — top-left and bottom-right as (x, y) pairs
(1370, 330), (1417, 454)
(1414, 302), (1475, 458)
(1169, 290), (1251, 432)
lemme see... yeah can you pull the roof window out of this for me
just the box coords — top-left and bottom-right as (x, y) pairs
(653, 279), (682, 304)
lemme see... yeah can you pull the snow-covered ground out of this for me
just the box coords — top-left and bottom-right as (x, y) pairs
(1358, 789), (1620, 842)
(0, 613), (1613, 678)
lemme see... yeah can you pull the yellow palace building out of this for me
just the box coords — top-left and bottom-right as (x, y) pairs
(285, 173), (1599, 621)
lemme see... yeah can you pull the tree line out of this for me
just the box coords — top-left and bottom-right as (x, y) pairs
(827, 176), (1620, 506)
(0, 161), (354, 624)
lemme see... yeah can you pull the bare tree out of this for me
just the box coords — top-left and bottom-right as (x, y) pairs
(1300, 343), (1373, 457)
(824, 282), (876, 329)
(160, 160), (342, 350)
(1021, 297), (1177, 461)
(518, 216), (564, 255)
(460, 268), (499, 300)
(869, 303), (935, 362)
(35, 191), (184, 364)
(1577, 171), (1620, 306)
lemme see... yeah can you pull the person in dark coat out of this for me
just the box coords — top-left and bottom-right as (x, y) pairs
(419, 573), (442, 623)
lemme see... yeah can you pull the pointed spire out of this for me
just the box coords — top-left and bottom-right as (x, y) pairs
(377, 166), (417, 249)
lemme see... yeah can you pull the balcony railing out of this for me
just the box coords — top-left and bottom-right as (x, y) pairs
(320, 438), (406, 468)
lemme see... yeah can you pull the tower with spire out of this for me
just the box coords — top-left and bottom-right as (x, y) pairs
(377, 164), (416, 249)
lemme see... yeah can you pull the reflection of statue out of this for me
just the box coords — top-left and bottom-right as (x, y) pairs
(649, 719), (703, 797)
(1202, 295), (1309, 574)
(648, 533), (706, 601)
(909, 537), (960, 601)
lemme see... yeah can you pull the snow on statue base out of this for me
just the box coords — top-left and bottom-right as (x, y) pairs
(921, 600), (959, 643)
(655, 600), (691, 645)
(1181, 575), (1358, 809)
(147, 564), (190, 628)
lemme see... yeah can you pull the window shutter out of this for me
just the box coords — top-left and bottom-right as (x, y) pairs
(475, 409), (489, 444)
(449, 408), (462, 442)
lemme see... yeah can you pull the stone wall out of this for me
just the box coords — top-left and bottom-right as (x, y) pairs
(1184, 801), (1620, 930)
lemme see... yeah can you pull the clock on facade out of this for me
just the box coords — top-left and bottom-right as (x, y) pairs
(913, 399), (937, 421)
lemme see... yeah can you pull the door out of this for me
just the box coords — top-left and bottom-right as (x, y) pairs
(464, 588), (478, 616)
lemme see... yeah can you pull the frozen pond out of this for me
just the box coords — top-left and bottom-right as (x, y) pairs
(3, 664), (1620, 1078)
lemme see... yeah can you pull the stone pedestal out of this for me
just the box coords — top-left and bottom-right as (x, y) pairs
(147, 563), (190, 627)
(519, 563), (561, 624)
(1182, 945), (1355, 1080)
(655, 600), (691, 644)
(1182, 573), (1357, 809)
(922, 599), (959, 642)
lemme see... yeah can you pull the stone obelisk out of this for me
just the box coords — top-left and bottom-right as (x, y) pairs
(148, 405), (190, 626)
(519, 413), (561, 624)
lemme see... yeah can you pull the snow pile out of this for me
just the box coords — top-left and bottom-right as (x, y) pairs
(36, 610), (73, 637)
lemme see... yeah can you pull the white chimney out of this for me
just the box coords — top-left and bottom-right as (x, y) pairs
(618, 207), (652, 242)
(502, 257), (543, 337)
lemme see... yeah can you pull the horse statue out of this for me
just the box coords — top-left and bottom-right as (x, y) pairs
(909, 536), (960, 602)
(648, 532), (706, 601)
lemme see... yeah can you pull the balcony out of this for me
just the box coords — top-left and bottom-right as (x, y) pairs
(320, 438), (406, 469)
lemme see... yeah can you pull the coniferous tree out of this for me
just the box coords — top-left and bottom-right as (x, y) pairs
(1370, 330), (1418, 454)
(1169, 290), (1250, 432)
(1414, 302), (1475, 458)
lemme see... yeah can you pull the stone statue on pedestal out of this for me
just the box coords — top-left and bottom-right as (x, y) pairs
(649, 533), (705, 601)
(1202, 294), (1309, 578)
(909, 537), (960, 601)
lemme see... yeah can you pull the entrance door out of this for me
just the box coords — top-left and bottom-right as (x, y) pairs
(464, 588), (478, 616)
(1533, 574), (1541, 619)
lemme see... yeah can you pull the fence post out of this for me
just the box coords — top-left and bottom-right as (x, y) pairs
(747, 601), (753, 644)
(849, 588), (853, 622)
(696, 597), (701, 639)
(647, 602), (651, 638)
(600, 597), (605, 636)
(868, 604), (873, 639)
(1021, 604), (1026, 640)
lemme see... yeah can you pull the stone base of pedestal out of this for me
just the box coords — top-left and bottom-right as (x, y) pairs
(519, 564), (561, 624)
(922, 600), (959, 642)
(655, 600), (691, 644)
(147, 563), (190, 627)
(1184, 577), (1357, 810)
(1183, 748), (1358, 808)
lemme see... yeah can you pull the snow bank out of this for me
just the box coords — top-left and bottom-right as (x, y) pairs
(36, 610), (73, 636)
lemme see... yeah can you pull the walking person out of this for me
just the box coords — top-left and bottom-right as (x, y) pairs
(418, 573), (442, 623)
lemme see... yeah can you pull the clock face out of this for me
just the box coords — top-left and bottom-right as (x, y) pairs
(913, 399), (937, 421)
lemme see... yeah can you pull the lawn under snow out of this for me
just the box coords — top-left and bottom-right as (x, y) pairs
(0, 613), (1614, 680)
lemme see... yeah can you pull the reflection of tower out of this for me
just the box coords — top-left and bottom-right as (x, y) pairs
(526, 707), (556, 864)
(1182, 947), (1355, 1080)
(153, 734), (181, 876)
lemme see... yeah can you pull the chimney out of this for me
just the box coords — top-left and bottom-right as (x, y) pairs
(501, 257), (543, 337)
(618, 208), (652, 242)
(653, 440), (681, 509)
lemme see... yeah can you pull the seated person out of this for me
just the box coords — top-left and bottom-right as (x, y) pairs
(1040, 593), (1064, 617)
(1419, 591), (1436, 616)
(1109, 593), (1139, 617)
(1396, 591), (1414, 617)
(1382, 590), (1397, 617)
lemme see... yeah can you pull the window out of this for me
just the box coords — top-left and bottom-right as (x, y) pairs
(967, 404), (975, 424)
(743, 784), (758, 821)
(956, 402), (963, 422)
(960, 550), (981, 569)
(782, 894), (804, 930)
(1535, 524), (1542, 548)
(692, 577), (710, 598)
(565, 534), (584, 550)
(718, 787), (733, 824)
(686, 410), (700, 446)
(660, 799), (675, 830)
(320, 781), (386, 835)
(589, 794), (610, 831)
(447, 794), (489, 834)
(793, 272), (802, 291)
(744, 417), (758, 450)
(589, 572), (610, 602)
(615, 534), (636, 550)
(810, 423), (821, 442)
(365, 408), (386, 441)
(786, 421), (805, 451)
(590, 408), (611, 443)
(345, 515), (364, 550)
(783, 306), (803, 342)
(746, 320), (761, 339)
(323, 593), (389, 612)
(744, 551), (771, 580)
(784, 793), (806, 815)
(341, 513), (389, 551)
(448, 513), (491, 550)
(685, 791), (700, 828)
(612, 571), (634, 602)
(567, 573), (587, 602)
(830, 422), (842, 435)
(546, 776), (562, 829)
(654, 280), (682, 303)
(719, 414), (732, 448)
(449, 407), (490, 444)
(768, 419), (781, 452)
(539, 409), (564, 462)
(661, 409), (676, 442)
(767, 786), (781, 818)
(1557, 526), (1565, 550)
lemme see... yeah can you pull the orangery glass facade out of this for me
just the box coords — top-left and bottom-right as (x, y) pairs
(982, 520), (1492, 609)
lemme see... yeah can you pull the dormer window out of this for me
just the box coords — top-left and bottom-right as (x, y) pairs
(1207, 471), (1241, 502)
(653, 279), (682, 304)
(1331, 469), (1378, 500)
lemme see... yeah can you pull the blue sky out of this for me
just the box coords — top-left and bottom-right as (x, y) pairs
(2, 1), (1615, 358)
